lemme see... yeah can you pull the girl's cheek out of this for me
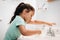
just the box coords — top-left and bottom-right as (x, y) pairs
(27, 17), (31, 21)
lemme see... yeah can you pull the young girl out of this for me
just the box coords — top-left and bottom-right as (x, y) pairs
(4, 2), (55, 40)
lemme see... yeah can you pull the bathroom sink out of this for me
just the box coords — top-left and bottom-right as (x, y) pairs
(17, 24), (60, 40)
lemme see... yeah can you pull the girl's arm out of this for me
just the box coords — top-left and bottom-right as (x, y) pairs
(28, 20), (56, 26)
(18, 25), (41, 36)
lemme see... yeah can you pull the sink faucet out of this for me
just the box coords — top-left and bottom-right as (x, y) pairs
(47, 27), (55, 37)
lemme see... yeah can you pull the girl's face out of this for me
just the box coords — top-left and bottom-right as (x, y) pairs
(22, 9), (34, 23)
(25, 11), (34, 23)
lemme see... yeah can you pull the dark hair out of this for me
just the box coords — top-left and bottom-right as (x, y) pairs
(9, 2), (34, 23)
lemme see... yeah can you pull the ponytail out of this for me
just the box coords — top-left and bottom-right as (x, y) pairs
(10, 15), (16, 23)
(9, 2), (25, 23)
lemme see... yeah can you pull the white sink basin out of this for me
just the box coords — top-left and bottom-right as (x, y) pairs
(17, 24), (60, 40)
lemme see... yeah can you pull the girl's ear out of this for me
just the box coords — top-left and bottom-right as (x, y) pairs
(22, 9), (29, 16)
(23, 9), (29, 14)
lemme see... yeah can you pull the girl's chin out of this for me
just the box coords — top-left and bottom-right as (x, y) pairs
(26, 20), (30, 23)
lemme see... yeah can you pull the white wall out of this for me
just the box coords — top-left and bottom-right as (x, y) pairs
(36, 0), (60, 28)
(0, 0), (60, 40)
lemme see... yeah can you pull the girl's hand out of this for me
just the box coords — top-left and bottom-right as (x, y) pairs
(46, 22), (56, 26)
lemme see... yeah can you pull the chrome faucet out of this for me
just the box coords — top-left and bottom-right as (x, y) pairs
(47, 27), (55, 37)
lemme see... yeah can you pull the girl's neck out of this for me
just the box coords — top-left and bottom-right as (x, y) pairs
(19, 15), (26, 22)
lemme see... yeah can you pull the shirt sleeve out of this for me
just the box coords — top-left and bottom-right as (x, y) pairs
(15, 18), (26, 27)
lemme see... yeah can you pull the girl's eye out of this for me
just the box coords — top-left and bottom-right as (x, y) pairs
(31, 15), (32, 17)
(32, 15), (33, 17)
